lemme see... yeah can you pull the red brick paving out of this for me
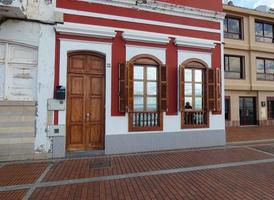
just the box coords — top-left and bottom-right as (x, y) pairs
(0, 162), (49, 186)
(226, 126), (274, 143)
(252, 144), (274, 155)
(43, 147), (272, 182)
(0, 189), (27, 200)
(30, 162), (274, 200)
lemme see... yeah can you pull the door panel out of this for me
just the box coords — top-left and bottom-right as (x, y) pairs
(67, 53), (105, 151)
(239, 97), (257, 126)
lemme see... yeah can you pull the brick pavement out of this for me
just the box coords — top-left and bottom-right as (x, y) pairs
(226, 126), (274, 143)
(43, 147), (271, 182)
(30, 162), (274, 200)
(0, 162), (49, 186)
(0, 145), (274, 200)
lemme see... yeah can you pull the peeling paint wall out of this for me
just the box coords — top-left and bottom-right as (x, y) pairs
(0, 19), (55, 154)
(24, 0), (56, 21)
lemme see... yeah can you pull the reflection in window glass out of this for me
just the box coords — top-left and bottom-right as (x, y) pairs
(134, 96), (144, 111)
(256, 59), (264, 73)
(147, 67), (157, 80)
(224, 55), (244, 79)
(266, 60), (274, 74)
(229, 18), (240, 33)
(134, 82), (143, 95)
(229, 57), (241, 72)
(256, 58), (274, 80)
(185, 69), (192, 81)
(185, 83), (192, 96)
(147, 82), (157, 95)
(184, 67), (204, 110)
(133, 65), (158, 112)
(264, 24), (273, 38)
(195, 70), (202, 82)
(134, 66), (144, 79)
(147, 97), (157, 111)
(195, 97), (202, 109)
(195, 84), (202, 96)
(256, 22), (263, 36)
(185, 97), (192, 108)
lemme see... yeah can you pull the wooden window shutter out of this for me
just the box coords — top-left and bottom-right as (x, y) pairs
(207, 68), (215, 111)
(179, 65), (185, 112)
(160, 64), (167, 112)
(127, 62), (134, 112)
(214, 68), (222, 114)
(118, 63), (127, 113)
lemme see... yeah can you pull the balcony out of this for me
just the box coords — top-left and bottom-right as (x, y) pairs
(0, 0), (25, 19)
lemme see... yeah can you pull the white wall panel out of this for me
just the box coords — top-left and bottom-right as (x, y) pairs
(0, 63), (4, 100)
(6, 64), (37, 101)
(8, 44), (38, 64)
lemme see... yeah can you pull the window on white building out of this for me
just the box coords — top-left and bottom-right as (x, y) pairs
(0, 42), (38, 101)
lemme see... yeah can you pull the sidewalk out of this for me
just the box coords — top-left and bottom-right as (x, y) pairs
(1, 143), (274, 199)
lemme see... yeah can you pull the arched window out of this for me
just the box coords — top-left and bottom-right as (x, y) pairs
(119, 55), (167, 131)
(180, 60), (221, 128)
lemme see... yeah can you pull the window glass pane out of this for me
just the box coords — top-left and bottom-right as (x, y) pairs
(147, 97), (157, 111)
(229, 56), (241, 72)
(134, 81), (143, 95)
(257, 73), (265, 80)
(225, 72), (241, 79)
(147, 67), (157, 80)
(195, 83), (202, 96)
(134, 96), (144, 111)
(228, 18), (240, 33)
(225, 56), (229, 71)
(134, 66), (143, 79)
(147, 82), (157, 95)
(266, 60), (274, 74)
(263, 37), (273, 43)
(224, 18), (228, 32)
(185, 97), (192, 109)
(195, 70), (202, 82)
(185, 83), (192, 96)
(195, 97), (203, 109)
(266, 74), (274, 80)
(264, 24), (273, 38)
(256, 59), (265, 73)
(256, 22), (263, 36)
(185, 69), (192, 81)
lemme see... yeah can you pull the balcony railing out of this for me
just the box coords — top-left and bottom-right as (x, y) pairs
(129, 111), (162, 131)
(182, 110), (208, 128)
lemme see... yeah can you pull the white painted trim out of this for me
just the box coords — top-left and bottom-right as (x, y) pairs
(55, 25), (116, 39)
(56, 23), (220, 48)
(123, 33), (169, 44)
(56, 8), (221, 34)
(78, 0), (225, 22)
(176, 38), (216, 49)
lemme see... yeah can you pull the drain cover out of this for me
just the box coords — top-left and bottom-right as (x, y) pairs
(89, 158), (112, 169)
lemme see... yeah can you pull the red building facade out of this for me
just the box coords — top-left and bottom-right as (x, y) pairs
(53, 0), (225, 157)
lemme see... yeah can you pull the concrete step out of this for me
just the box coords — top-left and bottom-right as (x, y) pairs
(0, 115), (35, 123)
(0, 121), (35, 128)
(0, 126), (35, 134)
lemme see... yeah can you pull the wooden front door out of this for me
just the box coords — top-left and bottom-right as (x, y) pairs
(66, 52), (105, 151)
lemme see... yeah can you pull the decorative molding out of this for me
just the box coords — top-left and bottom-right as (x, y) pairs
(79, 0), (225, 22)
(55, 24), (116, 38)
(176, 38), (216, 49)
(123, 33), (169, 44)
(56, 8), (221, 34)
(56, 23), (218, 48)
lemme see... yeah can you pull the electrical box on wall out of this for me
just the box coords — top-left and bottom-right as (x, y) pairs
(47, 99), (65, 111)
(47, 125), (65, 137)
